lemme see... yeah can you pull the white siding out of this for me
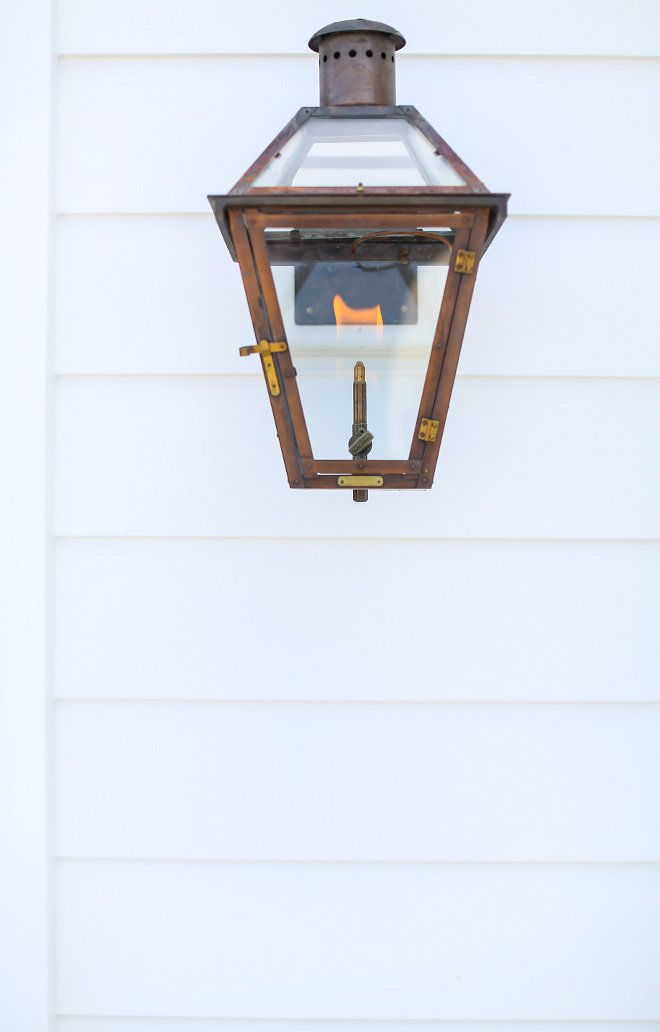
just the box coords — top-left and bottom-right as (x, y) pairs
(57, 0), (660, 56)
(56, 861), (660, 1018)
(56, 701), (660, 862)
(3, 0), (660, 1028)
(54, 376), (660, 538)
(54, 539), (660, 702)
(55, 214), (660, 378)
(55, 56), (660, 216)
(56, 1025), (660, 1032)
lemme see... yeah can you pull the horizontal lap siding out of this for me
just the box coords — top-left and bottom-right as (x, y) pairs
(52, 24), (660, 1032)
(56, 700), (660, 861)
(56, 861), (660, 1018)
(56, 1024), (660, 1032)
(57, 0), (660, 56)
(55, 215), (660, 378)
(55, 57), (660, 216)
(54, 376), (660, 538)
(54, 539), (660, 702)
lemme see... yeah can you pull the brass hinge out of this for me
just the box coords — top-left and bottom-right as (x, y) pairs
(239, 340), (287, 396)
(337, 475), (383, 488)
(418, 417), (439, 442)
(455, 249), (476, 274)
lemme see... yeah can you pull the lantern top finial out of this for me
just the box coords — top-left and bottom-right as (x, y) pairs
(308, 19), (406, 53)
(308, 19), (406, 106)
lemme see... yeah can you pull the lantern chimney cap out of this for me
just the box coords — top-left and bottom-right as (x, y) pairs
(308, 18), (406, 53)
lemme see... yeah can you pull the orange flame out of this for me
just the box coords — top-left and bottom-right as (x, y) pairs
(333, 294), (383, 331)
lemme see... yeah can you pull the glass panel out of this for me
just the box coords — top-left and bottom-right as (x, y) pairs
(252, 117), (466, 189)
(267, 225), (451, 460)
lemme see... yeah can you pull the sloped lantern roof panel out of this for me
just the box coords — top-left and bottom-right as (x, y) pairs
(230, 107), (487, 196)
(250, 114), (468, 190)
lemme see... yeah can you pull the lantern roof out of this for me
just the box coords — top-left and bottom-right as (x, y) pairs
(248, 112), (467, 190)
(226, 106), (488, 196)
(308, 19), (406, 53)
(208, 19), (508, 259)
(210, 105), (508, 260)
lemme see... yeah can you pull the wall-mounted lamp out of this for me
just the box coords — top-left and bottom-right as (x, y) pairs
(210, 19), (509, 501)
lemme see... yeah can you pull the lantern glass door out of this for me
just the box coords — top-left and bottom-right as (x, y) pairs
(252, 116), (468, 189)
(265, 217), (452, 460)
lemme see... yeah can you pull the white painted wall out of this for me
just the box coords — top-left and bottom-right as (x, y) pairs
(1, 1), (660, 1029)
(0, 1), (53, 1029)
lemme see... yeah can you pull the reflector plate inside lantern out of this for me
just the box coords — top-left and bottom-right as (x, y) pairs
(294, 263), (417, 325)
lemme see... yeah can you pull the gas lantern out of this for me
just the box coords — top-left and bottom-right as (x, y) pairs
(209, 19), (508, 501)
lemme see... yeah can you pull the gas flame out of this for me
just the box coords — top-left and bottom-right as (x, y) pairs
(333, 294), (383, 341)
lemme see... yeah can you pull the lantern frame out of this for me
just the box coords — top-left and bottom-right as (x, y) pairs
(209, 104), (509, 492)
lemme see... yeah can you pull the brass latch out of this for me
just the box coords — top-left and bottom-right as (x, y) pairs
(418, 417), (439, 442)
(337, 475), (383, 488)
(239, 340), (287, 396)
(455, 249), (476, 274)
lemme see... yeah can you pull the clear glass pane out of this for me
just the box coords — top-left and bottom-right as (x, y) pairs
(267, 225), (451, 460)
(252, 117), (466, 189)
